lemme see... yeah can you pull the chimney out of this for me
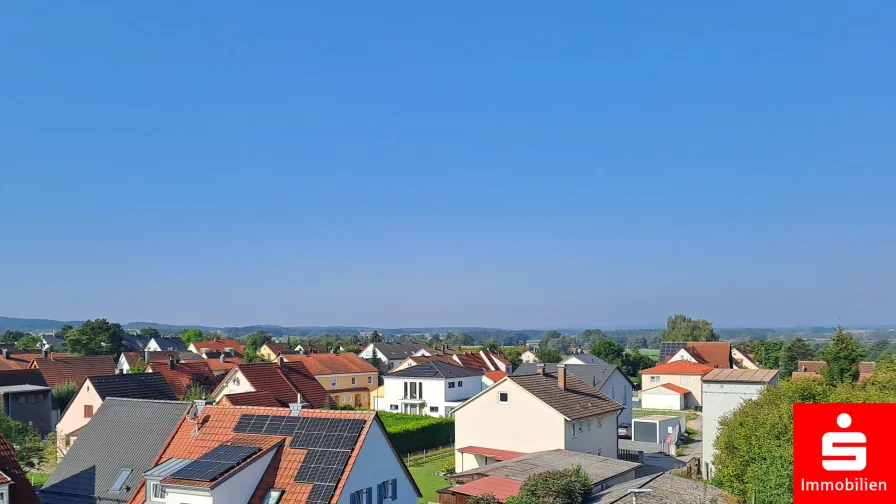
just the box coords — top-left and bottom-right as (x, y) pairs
(288, 393), (308, 416)
(220, 354), (226, 363)
(42, 348), (49, 358)
(168, 355), (175, 370)
(145, 350), (151, 363)
(536, 363), (545, 375)
(1, 349), (8, 359)
(557, 364), (567, 390)
(194, 399), (206, 415)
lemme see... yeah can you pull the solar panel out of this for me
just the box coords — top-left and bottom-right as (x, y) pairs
(306, 483), (337, 504)
(171, 460), (236, 482)
(294, 449), (351, 484)
(659, 342), (687, 362)
(200, 445), (260, 464)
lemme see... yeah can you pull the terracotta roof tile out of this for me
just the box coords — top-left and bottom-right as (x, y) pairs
(278, 353), (378, 375)
(0, 432), (40, 503)
(122, 351), (183, 367)
(0, 351), (72, 371)
(642, 383), (691, 395)
(191, 340), (245, 358)
(484, 371), (507, 383)
(227, 362), (333, 409)
(30, 355), (117, 388)
(797, 360), (827, 374)
(508, 371), (623, 420)
(440, 476), (523, 502)
(640, 360), (713, 375)
(683, 342), (732, 369)
(148, 360), (219, 398)
(206, 356), (244, 372)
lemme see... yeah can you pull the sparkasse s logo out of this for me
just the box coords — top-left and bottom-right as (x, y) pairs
(794, 404), (895, 503)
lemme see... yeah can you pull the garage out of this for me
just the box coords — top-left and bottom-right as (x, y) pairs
(639, 383), (687, 410)
(632, 415), (683, 444)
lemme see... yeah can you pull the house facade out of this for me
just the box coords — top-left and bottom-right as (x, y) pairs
(0, 369), (53, 436)
(211, 361), (332, 409)
(452, 364), (622, 471)
(359, 342), (429, 370)
(145, 337), (188, 352)
(275, 353), (380, 408)
(639, 361), (712, 408)
(702, 369), (778, 479)
(377, 362), (485, 417)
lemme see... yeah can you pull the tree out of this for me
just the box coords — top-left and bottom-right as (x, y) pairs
(502, 347), (523, 368)
(506, 466), (592, 504)
(661, 314), (719, 342)
(369, 330), (383, 343)
(821, 326), (867, 385)
(62, 319), (126, 356)
(243, 330), (270, 364)
(778, 336), (813, 378)
(536, 348), (562, 363)
(128, 359), (148, 374)
(620, 349), (656, 379)
(754, 340), (785, 369)
(179, 328), (204, 347)
(0, 330), (25, 344)
(578, 329), (606, 349)
(0, 412), (44, 471)
(539, 330), (562, 350)
(14, 333), (43, 350)
(52, 383), (79, 412)
(868, 339), (891, 361)
(56, 324), (74, 338)
(479, 339), (499, 353)
(469, 494), (500, 504)
(139, 326), (161, 338)
(589, 339), (625, 365)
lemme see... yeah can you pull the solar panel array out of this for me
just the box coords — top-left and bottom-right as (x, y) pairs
(230, 414), (367, 504)
(659, 342), (687, 363)
(171, 444), (261, 482)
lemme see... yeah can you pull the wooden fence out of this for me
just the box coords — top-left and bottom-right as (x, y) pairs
(405, 444), (454, 467)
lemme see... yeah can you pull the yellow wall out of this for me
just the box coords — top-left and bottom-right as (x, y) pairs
(642, 373), (704, 407)
(257, 345), (280, 362)
(315, 374), (378, 392)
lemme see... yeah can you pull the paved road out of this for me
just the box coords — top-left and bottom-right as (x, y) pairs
(677, 413), (703, 461)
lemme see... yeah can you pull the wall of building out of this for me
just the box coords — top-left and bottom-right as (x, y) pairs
(207, 450), (277, 504)
(453, 380), (565, 470)
(701, 379), (776, 479)
(338, 420), (418, 504)
(641, 373), (703, 407)
(316, 374), (379, 393)
(378, 377), (447, 417)
(162, 486), (212, 504)
(730, 349), (759, 369)
(640, 390), (684, 410)
(3, 390), (52, 435)
(257, 346), (279, 361)
(443, 377), (484, 404)
(601, 371), (632, 425)
(563, 412), (619, 458)
(211, 370), (256, 401)
(56, 382), (102, 457)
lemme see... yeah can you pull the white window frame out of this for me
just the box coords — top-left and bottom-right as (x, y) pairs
(352, 376), (357, 386)
(448, 382), (455, 389)
(368, 375), (373, 384)
(650, 376), (660, 384)
(389, 404), (398, 411)
(457, 380), (463, 387)
(429, 406), (438, 413)
(571, 422), (577, 438)
(331, 378), (338, 388)
(148, 481), (165, 502)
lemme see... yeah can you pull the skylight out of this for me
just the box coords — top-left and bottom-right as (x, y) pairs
(110, 469), (132, 492)
(263, 489), (284, 504)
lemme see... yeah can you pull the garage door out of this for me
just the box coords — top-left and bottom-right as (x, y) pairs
(633, 420), (657, 443)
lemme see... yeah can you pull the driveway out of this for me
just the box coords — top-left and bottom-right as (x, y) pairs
(677, 413), (703, 461)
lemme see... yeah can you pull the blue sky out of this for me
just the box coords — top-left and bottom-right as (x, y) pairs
(1, 2), (894, 329)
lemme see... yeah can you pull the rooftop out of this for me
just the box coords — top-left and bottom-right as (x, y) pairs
(452, 449), (640, 485)
(641, 383), (690, 395)
(506, 371), (623, 420)
(0, 432), (40, 504)
(703, 368), (778, 383)
(592, 472), (735, 503)
(640, 360), (714, 376)
(0, 384), (52, 393)
(456, 446), (524, 462)
(87, 372), (178, 401)
(438, 476), (523, 502)
(387, 361), (484, 379)
(222, 362), (332, 409)
(279, 352), (378, 375)
(513, 363), (627, 390)
(30, 355), (117, 388)
(634, 415), (680, 422)
(0, 368), (48, 387)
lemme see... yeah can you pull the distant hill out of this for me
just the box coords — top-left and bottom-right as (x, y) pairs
(0, 316), (83, 333)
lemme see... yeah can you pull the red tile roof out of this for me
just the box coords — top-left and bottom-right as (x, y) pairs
(640, 360), (714, 376)
(456, 446), (524, 461)
(642, 383), (691, 395)
(797, 360), (826, 374)
(206, 356), (244, 373)
(122, 351), (182, 367)
(0, 351), (72, 370)
(682, 342), (732, 369)
(484, 370), (508, 383)
(223, 362), (332, 409)
(439, 476), (523, 502)
(191, 339), (245, 358)
(263, 342), (287, 354)
(29, 355), (117, 387)
(219, 391), (282, 407)
(148, 360), (219, 398)
(0, 432), (40, 504)
(279, 353), (378, 375)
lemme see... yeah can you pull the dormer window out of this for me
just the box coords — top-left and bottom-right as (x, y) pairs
(148, 481), (165, 502)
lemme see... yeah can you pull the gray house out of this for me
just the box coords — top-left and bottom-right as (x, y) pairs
(514, 363), (633, 425)
(0, 369), (53, 435)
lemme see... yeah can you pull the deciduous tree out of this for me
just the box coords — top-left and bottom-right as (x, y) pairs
(15, 333), (43, 350)
(821, 326), (867, 385)
(661, 314), (719, 342)
(589, 338), (625, 365)
(535, 348), (562, 363)
(179, 328), (204, 346)
(62, 319), (126, 356)
(778, 336), (812, 378)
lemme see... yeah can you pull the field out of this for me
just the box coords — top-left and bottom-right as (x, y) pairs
(27, 472), (49, 486)
(409, 456), (451, 503)
(633, 408), (698, 422)
(628, 348), (659, 360)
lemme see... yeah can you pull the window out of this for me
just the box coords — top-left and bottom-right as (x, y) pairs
(332, 378), (338, 388)
(352, 377), (357, 386)
(17, 396), (24, 403)
(649, 376), (660, 384)
(571, 422), (577, 438)
(110, 469), (131, 492)
(498, 392), (509, 404)
(65, 435), (71, 448)
(27, 394), (35, 402)
(578, 422), (584, 433)
(429, 406), (438, 413)
(148, 481), (165, 501)
(457, 380), (463, 387)
(448, 382), (455, 389)
(262, 489), (284, 504)
(342, 396), (347, 404)
(389, 404), (398, 411)
(84, 405), (94, 418)
(597, 417), (602, 428)
(350, 487), (373, 504)
(37, 394), (44, 402)
(368, 376), (373, 385)
(680, 376), (692, 385)
(623, 393), (627, 405)
(378, 479), (398, 503)
(0, 489), (5, 504)
(587, 418), (592, 430)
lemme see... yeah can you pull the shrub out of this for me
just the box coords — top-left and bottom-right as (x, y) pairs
(377, 412), (454, 454)
(52, 382), (79, 412)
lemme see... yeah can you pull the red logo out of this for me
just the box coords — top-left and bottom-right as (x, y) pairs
(794, 403), (896, 503)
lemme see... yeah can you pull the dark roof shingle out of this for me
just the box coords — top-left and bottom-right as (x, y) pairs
(87, 372), (178, 401)
(388, 361), (484, 379)
(508, 371), (623, 420)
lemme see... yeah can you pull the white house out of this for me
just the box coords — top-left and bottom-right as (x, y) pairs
(559, 354), (608, 366)
(639, 384), (688, 410)
(452, 364), (623, 471)
(144, 336), (188, 352)
(520, 350), (539, 363)
(360, 342), (429, 370)
(376, 361), (485, 417)
(702, 369), (778, 480)
(513, 363), (633, 425)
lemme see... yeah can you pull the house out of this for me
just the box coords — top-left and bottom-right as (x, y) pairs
(274, 353), (380, 408)
(663, 342), (732, 369)
(701, 369), (778, 480)
(29, 354), (117, 388)
(56, 373), (177, 458)
(0, 369), (53, 435)
(128, 405), (421, 504)
(452, 364), (623, 471)
(452, 351), (513, 374)
(376, 362), (485, 417)
(792, 360), (877, 383)
(639, 361), (713, 409)
(116, 350), (202, 373)
(212, 361), (332, 409)
(295, 342), (329, 354)
(514, 363), (634, 425)
(359, 342), (430, 370)
(120, 333), (151, 352)
(592, 472), (735, 503)
(146, 358), (221, 399)
(145, 336), (188, 352)
(40, 398), (188, 504)
(0, 349), (72, 370)
(560, 354), (608, 366)
(730, 347), (760, 369)
(0, 432), (40, 504)
(40, 333), (66, 351)
(205, 354), (244, 375)
(188, 339), (245, 359)
(520, 349), (539, 364)
(449, 449), (640, 494)
(482, 370), (508, 386)
(639, 384), (689, 411)
(257, 342), (287, 361)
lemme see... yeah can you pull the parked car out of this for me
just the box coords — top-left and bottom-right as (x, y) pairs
(617, 423), (632, 438)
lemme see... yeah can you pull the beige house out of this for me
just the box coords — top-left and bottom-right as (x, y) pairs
(451, 364), (623, 472)
(730, 347), (760, 369)
(520, 350), (539, 364)
(639, 361), (712, 408)
(55, 373), (176, 458)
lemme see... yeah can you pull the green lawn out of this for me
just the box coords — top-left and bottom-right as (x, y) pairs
(27, 472), (49, 486)
(628, 348), (659, 359)
(409, 456), (452, 503)
(633, 408), (698, 422)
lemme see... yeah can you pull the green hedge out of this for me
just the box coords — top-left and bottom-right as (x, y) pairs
(378, 411), (455, 454)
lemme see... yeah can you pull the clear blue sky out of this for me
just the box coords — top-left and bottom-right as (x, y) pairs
(2, 2), (894, 329)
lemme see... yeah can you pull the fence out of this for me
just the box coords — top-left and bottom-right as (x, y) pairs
(404, 444), (454, 467)
(617, 448), (644, 463)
